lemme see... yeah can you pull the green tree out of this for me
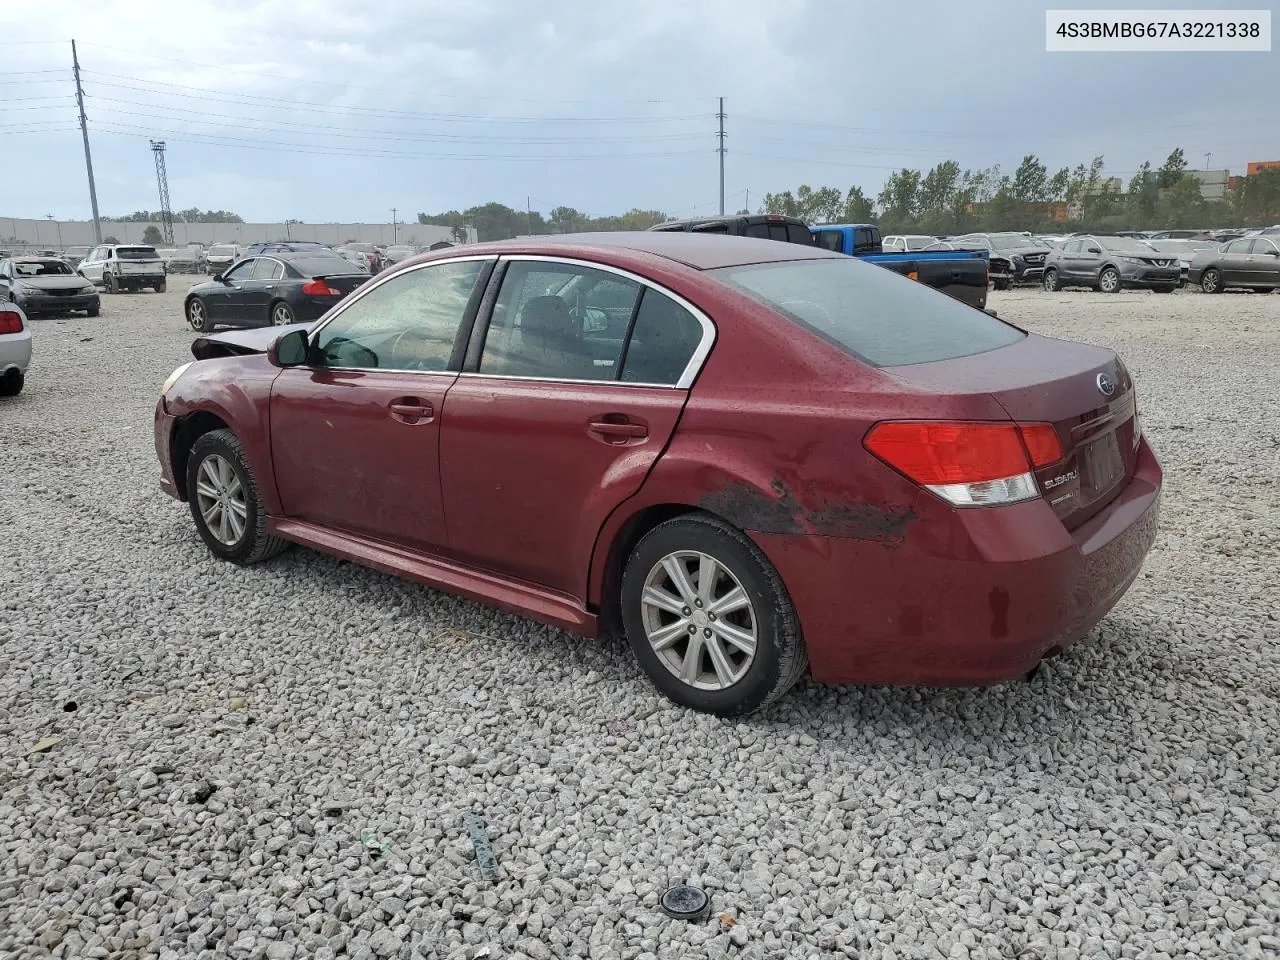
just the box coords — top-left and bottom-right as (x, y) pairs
(1230, 167), (1280, 224)
(142, 225), (164, 245)
(1126, 161), (1156, 225)
(1157, 148), (1187, 188)
(1161, 176), (1204, 228)
(548, 206), (584, 233)
(1011, 154), (1049, 204)
(877, 169), (922, 231)
(916, 161), (961, 230)
(840, 185), (875, 224)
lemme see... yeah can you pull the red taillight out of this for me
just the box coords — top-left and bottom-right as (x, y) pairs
(302, 279), (341, 296)
(1018, 423), (1064, 467)
(0, 309), (23, 335)
(865, 422), (1033, 485)
(864, 420), (1061, 507)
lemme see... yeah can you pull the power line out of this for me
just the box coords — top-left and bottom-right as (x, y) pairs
(79, 72), (708, 124)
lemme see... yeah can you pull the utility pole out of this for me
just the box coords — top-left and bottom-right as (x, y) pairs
(745, 187), (749, 215)
(72, 40), (102, 244)
(390, 207), (398, 244)
(716, 97), (726, 215)
(526, 196), (533, 236)
(1204, 152), (1212, 170)
(150, 140), (174, 244)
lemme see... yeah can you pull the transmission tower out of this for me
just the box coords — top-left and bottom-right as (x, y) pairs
(150, 140), (175, 244)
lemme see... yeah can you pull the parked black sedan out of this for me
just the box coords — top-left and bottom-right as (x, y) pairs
(0, 256), (100, 317)
(184, 252), (369, 332)
(1041, 236), (1180, 293)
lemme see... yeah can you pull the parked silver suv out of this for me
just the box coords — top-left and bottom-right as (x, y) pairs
(77, 244), (167, 294)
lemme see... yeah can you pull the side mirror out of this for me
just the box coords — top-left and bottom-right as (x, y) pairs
(269, 329), (308, 368)
(212, 273), (225, 283)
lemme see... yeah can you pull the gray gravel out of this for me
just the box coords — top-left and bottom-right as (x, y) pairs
(2, 284), (1278, 959)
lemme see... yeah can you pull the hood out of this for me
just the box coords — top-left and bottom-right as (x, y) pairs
(998, 245), (1050, 257)
(191, 322), (311, 360)
(15, 275), (92, 292)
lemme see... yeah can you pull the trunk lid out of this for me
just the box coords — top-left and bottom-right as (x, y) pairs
(887, 333), (1139, 529)
(319, 273), (369, 296)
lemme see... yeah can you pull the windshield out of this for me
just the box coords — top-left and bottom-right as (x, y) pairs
(990, 234), (1043, 251)
(116, 247), (159, 260)
(209, 245), (237, 256)
(14, 259), (73, 276)
(289, 255), (366, 276)
(1099, 237), (1157, 255)
(712, 258), (1024, 367)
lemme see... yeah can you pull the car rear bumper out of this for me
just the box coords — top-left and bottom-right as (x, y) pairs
(755, 438), (1162, 686)
(154, 399), (181, 500)
(0, 332), (33, 375)
(15, 293), (100, 314)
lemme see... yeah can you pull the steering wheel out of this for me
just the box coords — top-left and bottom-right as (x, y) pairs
(387, 328), (445, 371)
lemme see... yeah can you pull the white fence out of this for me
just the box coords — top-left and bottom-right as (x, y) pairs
(0, 218), (475, 250)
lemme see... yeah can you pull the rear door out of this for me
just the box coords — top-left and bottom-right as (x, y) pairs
(236, 257), (285, 325)
(1220, 239), (1251, 283)
(439, 256), (709, 599)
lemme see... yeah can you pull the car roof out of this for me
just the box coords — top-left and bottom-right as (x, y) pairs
(428, 231), (840, 271)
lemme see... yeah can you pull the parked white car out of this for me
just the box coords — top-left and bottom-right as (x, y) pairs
(882, 234), (939, 252)
(0, 300), (32, 396)
(78, 244), (168, 293)
(204, 243), (242, 274)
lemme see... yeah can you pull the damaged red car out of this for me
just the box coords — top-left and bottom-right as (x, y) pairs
(154, 233), (1161, 715)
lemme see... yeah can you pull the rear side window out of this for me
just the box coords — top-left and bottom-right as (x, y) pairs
(744, 222), (770, 239)
(813, 230), (843, 252)
(692, 222), (730, 234)
(620, 290), (703, 385)
(713, 258), (1024, 367)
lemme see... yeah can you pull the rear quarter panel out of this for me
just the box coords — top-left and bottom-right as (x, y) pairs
(161, 355), (281, 512)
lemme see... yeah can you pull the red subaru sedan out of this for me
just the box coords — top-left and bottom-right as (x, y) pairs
(154, 233), (1161, 715)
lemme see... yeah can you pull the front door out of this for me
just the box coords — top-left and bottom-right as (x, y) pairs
(270, 257), (491, 550)
(79, 248), (104, 283)
(1244, 239), (1280, 285)
(440, 258), (708, 599)
(1220, 240), (1252, 284)
(205, 258), (256, 324)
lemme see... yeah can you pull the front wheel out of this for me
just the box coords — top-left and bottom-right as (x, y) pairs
(270, 301), (296, 326)
(993, 278), (1011, 291)
(1042, 269), (1060, 292)
(1098, 267), (1122, 293)
(186, 297), (212, 332)
(105, 272), (119, 294)
(87, 306), (100, 317)
(154, 280), (166, 293)
(1200, 268), (1222, 294)
(620, 513), (807, 716)
(185, 429), (290, 565)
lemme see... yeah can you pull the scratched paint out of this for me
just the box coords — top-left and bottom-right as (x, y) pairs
(698, 479), (916, 543)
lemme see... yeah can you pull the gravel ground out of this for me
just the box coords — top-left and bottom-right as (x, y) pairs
(1, 283), (1277, 960)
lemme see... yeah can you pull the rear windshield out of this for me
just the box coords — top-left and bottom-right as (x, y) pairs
(903, 236), (936, 250)
(288, 256), (365, 276)
(711, 258), (1024, 367)
(14, 259), (73, 276)
(116, 247), (159, 260)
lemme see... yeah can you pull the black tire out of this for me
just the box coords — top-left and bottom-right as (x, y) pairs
(0, 369), (24, 397)
(186, 297), (212, 332)
(154, 280), (167, 294)
(105, 272), (119, 294)
(1200, 268), (1222, 294)
(87, 306), (100, 317)
(993, 278), (1011, 291)
(620, 513), (807, 716)
(1098, 267), (1122, 293)
(1042, 269), (1060, 292)
(185, 429), (290, 565)
(269, 300), (296, 326)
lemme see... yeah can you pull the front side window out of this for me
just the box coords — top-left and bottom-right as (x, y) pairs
(223, 259), (256, 281)
(480, 261), (642, 380)
(312, 259), (486, 371)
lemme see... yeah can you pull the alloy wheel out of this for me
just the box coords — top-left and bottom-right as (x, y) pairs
(272, 304), (294, 326)
(640, 550), (757, 691)
(1100, 269), (1120, 293)
(1201, 270), (1220, 293)
(194, 454), (247, 546)
(188, 299), (207, 330)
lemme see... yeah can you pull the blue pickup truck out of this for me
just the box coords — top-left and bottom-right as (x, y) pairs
(649, 215), (990, 309)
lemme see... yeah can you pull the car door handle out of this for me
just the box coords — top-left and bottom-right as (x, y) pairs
(389, 399), (434, 424)
(588, 417), (648, 443)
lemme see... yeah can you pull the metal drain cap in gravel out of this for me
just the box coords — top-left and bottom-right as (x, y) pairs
(660, 884), (711, 921)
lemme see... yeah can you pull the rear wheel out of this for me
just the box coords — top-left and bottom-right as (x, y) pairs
(154, 279), (167, 293)
(105, 272), (119, 294)
(1098, 267), (1122, 293)
(270, 301), (296, 326)
(185, 429), (290, 565)
(1200, 268), (1222, 294)
(87, 306), (100, 317)
(0, 369), (24, 397)
(1042, 269), (1060, 292)
(186, 297), (211, 332)
(620, 513), (807, 716)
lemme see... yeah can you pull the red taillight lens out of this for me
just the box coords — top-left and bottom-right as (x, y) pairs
(0, 309), (23, 335)
(302, 279), (340, 296)
(865, 422), (1031, 486)
(1018, 423), (1063, 467)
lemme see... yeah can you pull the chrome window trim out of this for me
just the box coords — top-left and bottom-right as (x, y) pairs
(479, 254), (717, 390)
(302, 255), (494, 374)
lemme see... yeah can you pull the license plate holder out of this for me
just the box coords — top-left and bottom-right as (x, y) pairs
(1084, 430), (1122, 492)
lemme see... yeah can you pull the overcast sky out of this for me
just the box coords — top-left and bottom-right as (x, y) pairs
(1, 0), (1276, 223)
